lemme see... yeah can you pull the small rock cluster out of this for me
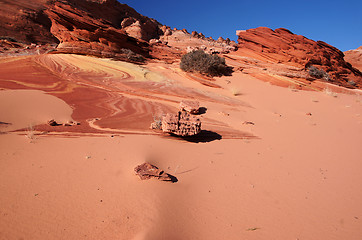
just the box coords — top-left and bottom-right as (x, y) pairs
(47, 119), (80, 126)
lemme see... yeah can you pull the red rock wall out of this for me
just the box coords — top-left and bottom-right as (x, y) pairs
(237, 27), (362, 88)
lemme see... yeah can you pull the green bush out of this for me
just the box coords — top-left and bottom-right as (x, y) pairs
(180, 50), (232, 77)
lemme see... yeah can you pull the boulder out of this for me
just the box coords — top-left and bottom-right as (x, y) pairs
(162, 111), (201, 136)
(179, 100), (200, 114)
(124, 21), (143, 40)
(121, 17), (136, 28)
(48, 119), (60, 126)
(134, 163), (176, 182)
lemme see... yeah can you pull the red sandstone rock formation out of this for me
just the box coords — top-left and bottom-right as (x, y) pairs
(158, 28), (237, 55)
(134, 163), (176, 182)
(344, 46), (362, 72)
(44, 1), (150, 61)
(1, 1), (361, 89)
(162, 111), (201, 137)
(0, 0), (59, 45)
(0, 0), (162, 61)
(0, 0), (238, 62)
(236, 27), (362, 88)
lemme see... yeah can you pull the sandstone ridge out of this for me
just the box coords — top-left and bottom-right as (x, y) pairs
(236, 27), (362, 88)
(0, 0), (237, 62)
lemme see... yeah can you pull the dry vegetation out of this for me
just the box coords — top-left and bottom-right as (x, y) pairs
(180, 50), (232, 77)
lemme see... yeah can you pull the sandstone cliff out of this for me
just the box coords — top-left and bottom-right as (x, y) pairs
(0, 0), (237, 62)
(236, 27), (362, 88)
(0, 0), (162, 61)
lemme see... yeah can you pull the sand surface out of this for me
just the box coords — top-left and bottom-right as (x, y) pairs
(0, 54), (362, 240)
(0, 89), (74, 132)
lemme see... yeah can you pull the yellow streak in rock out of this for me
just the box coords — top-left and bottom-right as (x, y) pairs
(268, 73), (321, 91)
(0, 79), (60, 89)
(52, 54), (169, 83)
(0, 55), (31, 63)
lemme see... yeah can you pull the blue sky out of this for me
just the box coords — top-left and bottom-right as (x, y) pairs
(119, 0), (361, 52)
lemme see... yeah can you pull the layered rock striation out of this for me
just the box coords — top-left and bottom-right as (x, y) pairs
(44, 0), (151, 61)
(0, 0), (237, 62)
(236, 27), (362, 88)
(0, 0), (162, 61)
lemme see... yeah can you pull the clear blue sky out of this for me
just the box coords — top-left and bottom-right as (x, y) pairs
(119, 0), (361, 52)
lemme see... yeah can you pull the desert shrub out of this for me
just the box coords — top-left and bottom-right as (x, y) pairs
(150, 115), (163, 130)
(0, 36), (18, 42)
(348, 80), (356, 86)
(120, 48), (145, 62)
(180, 50), (232, 77)
(308, 66), (330, 81)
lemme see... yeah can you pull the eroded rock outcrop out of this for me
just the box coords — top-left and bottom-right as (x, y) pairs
(162, 111), (201, 137)
(44, 0), (152, 61)
(147, 26), (238, 58)
(0, 0), (162, 62)
(236, 27), (362, 88)
(0, 0), (238, 63)
(0, 0), (59, 45)
(157, 28), (237, 55)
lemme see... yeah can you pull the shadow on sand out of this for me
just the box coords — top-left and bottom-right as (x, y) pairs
(195, 107), (207, 115)
(180, 130), (222, 143)
(165, 174), (178, 183)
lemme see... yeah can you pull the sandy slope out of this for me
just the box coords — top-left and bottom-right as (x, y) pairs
(0, 54), (362, 240)
(0, 89), (74, 132)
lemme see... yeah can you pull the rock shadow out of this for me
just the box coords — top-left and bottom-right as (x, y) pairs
(223, 66), (234, 77)
(166, 174), (178, 183)
(181, 130), (222, 143)
(195, 107), (207, 115)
